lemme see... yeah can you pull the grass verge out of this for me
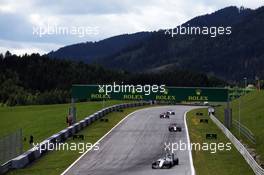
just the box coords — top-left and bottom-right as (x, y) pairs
(215, 90), (264, 163)
(0, 100), (125, 151)
(187, 108), (254, 175)
(6, 105), (150, 175)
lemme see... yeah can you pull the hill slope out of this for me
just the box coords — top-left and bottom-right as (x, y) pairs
(96, 6), (264, 81)
(47, 6), (264, 81)
(216, 90), (264, 164)
(47, 32), (151, 63)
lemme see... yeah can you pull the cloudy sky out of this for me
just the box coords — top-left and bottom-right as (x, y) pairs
(0, 0), (263, 55)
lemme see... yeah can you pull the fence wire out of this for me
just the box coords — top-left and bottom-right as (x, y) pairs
(0, 129), (23, 165)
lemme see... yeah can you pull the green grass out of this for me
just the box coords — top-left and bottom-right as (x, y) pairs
(6, 106), (149, 175)
(215, 90), (264, 162)
(187, 108), (254, 175)
(0, 100), (125, 151)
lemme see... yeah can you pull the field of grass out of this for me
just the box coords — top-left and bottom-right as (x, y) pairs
(6, 106), (149, 175)
(215, 90), (264, 162)
(0, 100), (126, 151)
(187, 108), (254, 175)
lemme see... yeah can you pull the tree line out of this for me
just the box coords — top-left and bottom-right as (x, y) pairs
(0, 51), (226, 106)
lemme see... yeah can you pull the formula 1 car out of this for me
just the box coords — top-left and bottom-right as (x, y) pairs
(152, 153), (179, 169)
(160, 113), (170, 118)
(168, 123), (182, 132)
(166, 110), (175, 115)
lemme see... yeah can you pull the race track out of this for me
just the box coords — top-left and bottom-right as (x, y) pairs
(63, 106), (201, 175)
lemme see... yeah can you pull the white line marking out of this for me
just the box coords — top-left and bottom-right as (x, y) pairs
(184, 111), (196, 175)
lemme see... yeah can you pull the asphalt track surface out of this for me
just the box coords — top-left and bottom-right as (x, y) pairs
(64, 106), (201, 175)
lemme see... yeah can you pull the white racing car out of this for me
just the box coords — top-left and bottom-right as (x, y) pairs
(168, 123), (182, 132)
(152, 153), (179, 169)
(166, 110), (175, 115)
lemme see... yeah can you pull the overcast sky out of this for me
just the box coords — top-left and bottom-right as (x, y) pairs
(0, 0), (263, 55)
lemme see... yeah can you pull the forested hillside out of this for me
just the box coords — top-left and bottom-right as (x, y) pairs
(48, 6), (264, 82)
(0, 52), (225, 106)
(48, 32), (151, 63)
(95, 6), (264, 81)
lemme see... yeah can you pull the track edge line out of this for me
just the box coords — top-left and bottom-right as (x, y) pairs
(184, 110), (196, 175)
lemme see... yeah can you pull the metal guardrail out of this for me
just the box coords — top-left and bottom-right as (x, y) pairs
(210, 114), (264, 175)
(233, 119), (256, 144)
(0, 102), (150, 175)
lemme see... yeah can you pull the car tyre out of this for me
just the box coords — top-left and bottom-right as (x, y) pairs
(174, 158), (179, 165)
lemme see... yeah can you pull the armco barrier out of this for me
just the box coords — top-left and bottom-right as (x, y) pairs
(0, 102), (150, 174)
(79, 120), (86, 129)
(58, 129), (69, 142)
(73, 123), (81, 132)
(85, 117), (91, 126)
(91, 114), (96, 122)
(210, 114), (264, 175)
(11, 154), (28, 169)
(0, 161), (12, 175)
